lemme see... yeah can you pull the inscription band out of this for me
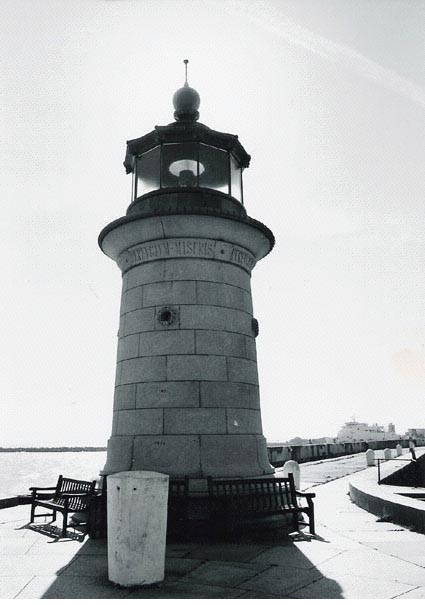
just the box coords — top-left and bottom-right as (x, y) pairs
(118, 238), (256, 273)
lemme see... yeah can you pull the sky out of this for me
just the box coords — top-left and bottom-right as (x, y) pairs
(1, 0), (424, 446)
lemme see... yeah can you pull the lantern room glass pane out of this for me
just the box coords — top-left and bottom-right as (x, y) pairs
(198, 144), (229, 193)
(161, 142), (199, 188)
(136, 146), (160, 198)
(230, 154), (242, 202)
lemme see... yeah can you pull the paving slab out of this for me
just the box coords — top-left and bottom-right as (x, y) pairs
(164, 557), (204, 578)
(291, 573), (415, 599)
(186, 542), (268, 562)
(237, 564), (323, 597)
(318, 548), (425, 585)
(16, 575), (132, 599)
(234, 589), (279, 599)
(179, 560), (270, 587)
(125, 580), (246, 599)
(361, 540), (425, 566)
(251, 542), (344, 569)
(395, 586), (425, 599)
(61, 554), (108, 578)
(0, 577), (34, 599)
(0, 553), (75, 577)
(165, 542), (200, 558)
(0, 535), (41, 555)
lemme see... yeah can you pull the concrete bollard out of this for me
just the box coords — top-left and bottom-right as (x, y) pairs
(282, 460), (300, 490)
(366, 449), (375, 467)
(107, 471), (169, 587)
(384, 448), (392, 460)
(396, 444), (403, 457)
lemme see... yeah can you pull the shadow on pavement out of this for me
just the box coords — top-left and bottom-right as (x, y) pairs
(17, 522), (344, 599)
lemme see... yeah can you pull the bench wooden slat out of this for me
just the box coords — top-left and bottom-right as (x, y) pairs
(208, 474), (315, 534)
(30, 475), (97, 537)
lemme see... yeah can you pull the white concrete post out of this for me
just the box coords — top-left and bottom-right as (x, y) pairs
(396, 444), (403, 457)
(282, 460), (300, 490)
(384, 448), (392, 460)
(107, 471), (169, 587)
(366, 449), (375, 466)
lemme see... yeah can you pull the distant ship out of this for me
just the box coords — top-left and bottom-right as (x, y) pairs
(337, 418), (399, 442)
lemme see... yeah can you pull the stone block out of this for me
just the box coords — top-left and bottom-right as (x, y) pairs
(167, 355), (227, 381)
(116, 409), (163, 435)
(126, 260), (165, 290)
(139, 331), (195, 357)
(120, 286), (143, 315)
(118, 314), (125, 338)
(164, 409), (226, 434)
(143, 281), (196, 307)
(115, 361), (122, 386)
(180, 305), (252, 335)
(101, 436), (133, 474)
(120, 356), (167, 384)
(164, 258), (223, 282)
(200, 382), (260, 408)
(221, 263), (251, 291)
(122, 272), (129, 292)
(111, 412), (118, 435)
(197, 282), (253, 313)
(245, 336), (257, 361)
(136, 381), (200, 408)
(226, 409), (262, 434)
(200, 435), (273, 477)
(227, 357), (259, 385)
(196, 330), (246, 357)
(123, 308), (155, 336)
(117, 334), (139, 361)
(114, 384), (137, 411)
(132, 435), (201, 475)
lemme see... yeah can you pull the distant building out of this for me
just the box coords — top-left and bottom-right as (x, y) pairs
(406, 428), (425, 439)
(337, 419), (399, 442)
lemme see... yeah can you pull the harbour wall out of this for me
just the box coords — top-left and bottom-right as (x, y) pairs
(267, 438), (425, 467)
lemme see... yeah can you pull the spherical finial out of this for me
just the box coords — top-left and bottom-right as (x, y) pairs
(173, 59), (200, 122)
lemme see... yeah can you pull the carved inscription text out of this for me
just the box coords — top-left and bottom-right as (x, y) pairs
(118, 238), (256, 273)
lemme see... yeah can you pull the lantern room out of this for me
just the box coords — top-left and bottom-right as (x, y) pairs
(123, 61), (250, 207)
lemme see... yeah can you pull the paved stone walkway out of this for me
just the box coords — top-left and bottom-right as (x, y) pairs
(1, 453), (425, 598)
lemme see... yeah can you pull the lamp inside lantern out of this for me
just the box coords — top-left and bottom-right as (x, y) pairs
(169, 159), (205, 187)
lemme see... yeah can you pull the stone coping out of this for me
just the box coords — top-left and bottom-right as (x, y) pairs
(349, 456), (425, 534)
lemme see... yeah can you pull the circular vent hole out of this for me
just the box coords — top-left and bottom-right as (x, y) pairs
(160, 310), (172, 323)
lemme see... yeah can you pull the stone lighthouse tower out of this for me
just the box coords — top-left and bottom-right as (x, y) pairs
(100, 63), (275, 480)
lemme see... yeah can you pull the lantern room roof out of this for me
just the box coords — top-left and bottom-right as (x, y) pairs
(124, 121), (251, 174)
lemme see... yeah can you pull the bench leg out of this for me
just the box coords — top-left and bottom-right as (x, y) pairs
(308, 507), (315, 534)
(30, 502), (36, 523)
(292, 511), (299, 532)
(62, 512), (68, 537)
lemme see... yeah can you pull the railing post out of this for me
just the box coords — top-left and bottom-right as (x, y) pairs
(377, 458), (381, 484)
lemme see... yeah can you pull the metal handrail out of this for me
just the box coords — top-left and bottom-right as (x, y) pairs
(376, 457), (415, 484)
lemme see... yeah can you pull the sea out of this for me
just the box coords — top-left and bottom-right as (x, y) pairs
(0, 451), (107, 499)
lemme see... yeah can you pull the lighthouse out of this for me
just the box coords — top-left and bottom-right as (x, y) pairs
(99, 62), (275, 481)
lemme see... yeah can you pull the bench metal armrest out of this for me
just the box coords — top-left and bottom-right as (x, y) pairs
(295, 491), (316, 500)
(30, 487), (57, 499)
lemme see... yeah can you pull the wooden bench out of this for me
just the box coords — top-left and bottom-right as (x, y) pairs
(167, 477), (190, 532)
(30, 475), (97, 537)
(207, 473), (315, 534)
